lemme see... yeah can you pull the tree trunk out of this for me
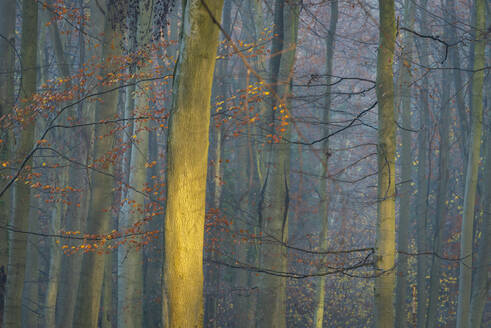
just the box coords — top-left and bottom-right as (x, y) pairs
(313, 1), (338, 327)
(394, 1), (414, 326)
(374, 0), (396, 327)
(414, 2), (431, 325)
(0, 3), (16, 322)
(425, 69), (451, 328)
(468, 117), (491, 327)
(73, 1), (122, 326)
(456, 0), (485, 325)
(3, 0), (38, 326)
(117, 1), (153, 326)
(258, 1), (299, 327)
(162, 1), (224, 326)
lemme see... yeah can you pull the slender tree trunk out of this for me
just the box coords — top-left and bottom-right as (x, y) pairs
(415, 2), (431, 325)
(447, 0), (469, 159)
(162, 1), (224, 326)
(468, 117), (491, 327)
(258, 1), (299, 327)
(456, 0), (485, 325)
(56, 2), (94, 326)
(374, 0), (396, 327)
(73, 1), (123, 326)
(117, 1), (153, 326)
(313, 2), (338, 327)
(394, 1), (414, 326)
(0, 3), (16, 321)
(44, 174), (66, 327)
(425, 68), (451, 328)
(101, 253), (114, 328)
(3, 1), (38, 326)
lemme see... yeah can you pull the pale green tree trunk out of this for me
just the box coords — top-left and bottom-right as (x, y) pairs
(117, 1), (153, 326)
(73, 1), (122, 326)
(101, 254), (114, 328)
(258, 1), (299, 327)
(3, 1), (38, 326)
(313, 1), (338, 327)
(374, 0), (396, 327)
(162, 1), (223, 327)
(44, 176), (66, 327)
(456, 0), (485, 325)
(468, 117), (491, 327)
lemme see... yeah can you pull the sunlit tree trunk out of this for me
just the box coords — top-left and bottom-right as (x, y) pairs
(456, 0), (485, 325)
(117, 1), (153, 326)
(374, 0), (396, 326)
(3, 1), (38, 326)
(258, 1), (299, 327)
(313, 1), (338, 327)
(73, 1), (123, 326)
(162, 0), (223, 326)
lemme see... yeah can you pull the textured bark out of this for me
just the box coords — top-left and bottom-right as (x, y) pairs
(374, 0), (397, 327)
(456, 0), (485, 325)
(258, 1), (299, 327)
(313, 1), (338, 327)
(3, 1), (38, 326)
(73, 1), (122, 326)
(162, 1), (223, 327)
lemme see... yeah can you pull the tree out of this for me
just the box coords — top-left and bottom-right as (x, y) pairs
(117, 1), (153, 326)
(0, 0), (16, 323)
(162, 0), (224, 326)
(374, 0), (396, 326)
(257, 1), (299, 327)
(313, 1), (338, 327)
(456, 0), (486, 325)
(73, 1), (123, 326)
(3, 0), (38, 326)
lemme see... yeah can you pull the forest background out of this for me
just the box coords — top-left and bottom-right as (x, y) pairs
(0, 0), (489, 327)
